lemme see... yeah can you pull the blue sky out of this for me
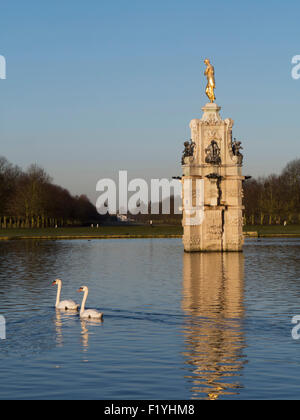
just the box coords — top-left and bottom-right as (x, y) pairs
(0, 0), (299, 201)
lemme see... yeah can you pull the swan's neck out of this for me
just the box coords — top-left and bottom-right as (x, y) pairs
(56, 283), (62, 307)
(80, 290), (88, 315)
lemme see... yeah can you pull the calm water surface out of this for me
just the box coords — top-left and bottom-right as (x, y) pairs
(0, 238), (300, 400)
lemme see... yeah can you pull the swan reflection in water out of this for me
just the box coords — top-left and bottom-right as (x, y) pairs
(182, 252), (247, 400)
(54, 309), (102, 351)
(54, 309), (78, 347)
(80, 318), (103, 354)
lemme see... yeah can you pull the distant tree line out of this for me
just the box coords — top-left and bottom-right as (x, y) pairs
(131, 195), (182, 225)
(2, 155), (299, 229)
(0, 156), (102, 228)
(244, 159), (300, 225)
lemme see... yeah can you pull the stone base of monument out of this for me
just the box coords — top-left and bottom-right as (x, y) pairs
(182, 103), (245, 252)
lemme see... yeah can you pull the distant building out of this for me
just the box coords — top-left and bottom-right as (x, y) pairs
(117, 214), (129, 222)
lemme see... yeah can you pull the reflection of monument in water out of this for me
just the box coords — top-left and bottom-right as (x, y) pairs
(182, 252), (246, 400)
(182, 59), (245, 252)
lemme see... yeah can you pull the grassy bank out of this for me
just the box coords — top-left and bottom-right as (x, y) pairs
(0, 225), (183, 240)
(1, 225), (300, 240)
(244, 225), (300, 237)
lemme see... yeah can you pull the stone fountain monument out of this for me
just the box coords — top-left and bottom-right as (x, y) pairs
(182, 59), (245, 252)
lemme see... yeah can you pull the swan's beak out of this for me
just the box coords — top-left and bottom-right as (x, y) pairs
(77, 288), (83, 292)
(52, 281), (56, 286)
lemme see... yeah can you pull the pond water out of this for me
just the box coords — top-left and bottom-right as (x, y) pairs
(0, 238), (300, 400)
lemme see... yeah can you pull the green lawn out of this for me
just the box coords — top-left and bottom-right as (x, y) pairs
(1, 224), (300, 240)
(244, 225), (300, 235)
(0, 225), (183, 239)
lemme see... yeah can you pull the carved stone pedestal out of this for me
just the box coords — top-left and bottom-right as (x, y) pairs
(182, 103), (245, 252)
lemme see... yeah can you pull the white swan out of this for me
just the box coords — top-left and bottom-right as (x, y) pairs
(77, 286), (103, 320)
(52, 279), (79, 311)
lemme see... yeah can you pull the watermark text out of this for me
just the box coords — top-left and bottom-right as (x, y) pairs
(292, 55), (300, 80)
(0, 316), (6, 340)
(96, 171), (206, 226)
(0, 55), (6, 80)
(291, 316), (300, 340)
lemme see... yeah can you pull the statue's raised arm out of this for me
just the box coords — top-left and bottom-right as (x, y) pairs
(204, 59), (216, 103)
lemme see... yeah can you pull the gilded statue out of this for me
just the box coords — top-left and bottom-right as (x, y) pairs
(204, 59), (216, 103)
